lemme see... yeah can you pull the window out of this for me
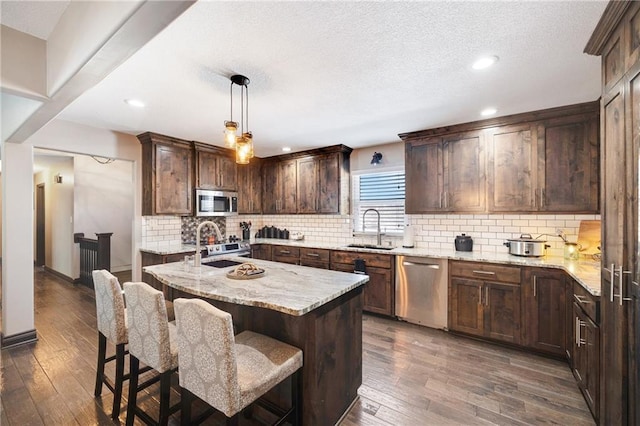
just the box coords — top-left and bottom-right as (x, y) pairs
(352, 170), (405, 235)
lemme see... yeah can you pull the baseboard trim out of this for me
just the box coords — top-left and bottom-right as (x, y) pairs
(43, 266), (75, 283)
(1, 329), (38, 349)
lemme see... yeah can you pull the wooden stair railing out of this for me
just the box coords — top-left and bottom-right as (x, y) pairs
(74, 232), (113, 287)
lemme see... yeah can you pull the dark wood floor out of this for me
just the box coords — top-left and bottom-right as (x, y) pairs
(1, 269), (594, 425)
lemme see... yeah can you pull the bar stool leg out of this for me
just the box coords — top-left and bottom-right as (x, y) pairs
(111, 343), (126, 419)
(158, 371), (172, 426)
(180, 387), (194, 424)
(125, 356), (140, 426)
(292, 369), (301, 426)
(94, 332), (107, 397)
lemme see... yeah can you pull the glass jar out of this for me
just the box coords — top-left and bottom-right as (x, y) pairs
(564, 242), (579, 260)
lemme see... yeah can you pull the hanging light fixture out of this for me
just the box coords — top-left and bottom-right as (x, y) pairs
(224, 74), (254, 164)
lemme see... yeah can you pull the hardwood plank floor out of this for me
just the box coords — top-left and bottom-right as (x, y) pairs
(1, 269), (594, 425)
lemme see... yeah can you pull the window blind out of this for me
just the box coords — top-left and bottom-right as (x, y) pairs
(353, 171), (405, 234)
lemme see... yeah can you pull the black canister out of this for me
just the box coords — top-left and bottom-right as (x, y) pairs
(455, 234), (473, 251)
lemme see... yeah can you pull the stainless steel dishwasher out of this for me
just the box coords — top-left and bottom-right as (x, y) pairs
(395, 256), (448, 329)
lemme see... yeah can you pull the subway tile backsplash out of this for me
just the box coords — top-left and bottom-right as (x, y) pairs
(145, 213), (600, 258)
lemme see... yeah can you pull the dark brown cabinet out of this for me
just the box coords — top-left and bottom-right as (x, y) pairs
(405, 132), (485, 213)
(138, 132), (194, 216)
(237, 159), (262, 214)
(250, 244), (272, 261)
(586, 3), (640, 423)
(262, 159), (297, 214)
(331, 250), (394, 316)
(571, 279), (600, 421)
(297, 156), (318, 213)
(299, 247), (330, 269)
(401, 102), (599, 214)
(194, 142), (237, 191)
(141, 250), (198, 292)
(271, 245), (300, 265)
(521, 268), (566, 356)
(449, 261), (521, 345)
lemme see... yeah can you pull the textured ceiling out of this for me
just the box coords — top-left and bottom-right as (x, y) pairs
(0, 0), (69, 40)
(3, 1), (607, 157)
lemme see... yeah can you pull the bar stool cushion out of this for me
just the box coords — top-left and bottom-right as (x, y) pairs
(174, 298), (303, 418)
(93, 269), (127, 345)
(123, 282), (178, 373)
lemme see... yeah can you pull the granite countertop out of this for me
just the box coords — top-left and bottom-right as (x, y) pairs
(251, 239), (602, 296)
(143, 256), (369, 316)
(140, 244), (198, 255)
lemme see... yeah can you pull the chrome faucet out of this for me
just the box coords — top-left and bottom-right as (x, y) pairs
(362, 208), (382, 246)
(194, 221), (223, 267)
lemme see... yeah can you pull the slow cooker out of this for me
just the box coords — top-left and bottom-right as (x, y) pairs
(504, 234), (550, 257)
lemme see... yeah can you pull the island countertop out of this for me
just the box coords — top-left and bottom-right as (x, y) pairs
(143, 256), (369, 316)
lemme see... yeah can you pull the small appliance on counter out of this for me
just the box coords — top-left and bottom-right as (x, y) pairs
(256, 226), (290, 239)
(454, 234), (473, 251)
(290, 232), (304, 241)
(402, 224), (415, 248)
(504, 234), (550, 257)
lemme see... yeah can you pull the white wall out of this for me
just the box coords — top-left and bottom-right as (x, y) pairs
(350, 141), (404, 172)
(73, 155), (133, 273)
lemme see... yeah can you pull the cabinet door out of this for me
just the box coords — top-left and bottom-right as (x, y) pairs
(262, 162), (279, 214)
(484, 282), (521, 344)
(522, 268), (566, 355)
(279, 160), (298, 213)
(488, 124), (538, 211)
(449, 277), (484, 337)
(317, 153), (340, 213)
(155, 142), (193, 215)
(362, 266), (393, 316)
(250, 244), (272, 261)
(196, 150), (219, 189)
(405, 139), (444, 213)
(217, 155), (237, 190)
(539, 115), (599, 212)
(297, 157), (318, 213)
(443, 133), (485, 212)
(584, 314), (600, 419)
(238, 161), (261, 214)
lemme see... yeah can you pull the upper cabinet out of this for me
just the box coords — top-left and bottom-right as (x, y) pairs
(139, 132), (193, 216)
(237, 158), (262, 214)
(401, 101), (600, 214)
(406, 131), (485, 213)
(194, 142), (237, 191)
(263, 145), (352, 215)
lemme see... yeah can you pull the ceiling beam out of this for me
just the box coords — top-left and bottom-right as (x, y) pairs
(5, 0), (195, 144)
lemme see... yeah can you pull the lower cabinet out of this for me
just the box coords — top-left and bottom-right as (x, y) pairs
(271, 245), (300, 265)
(571, 279), (600, 421)
(250, 244), (272, 261)
(331, 250), (395, 317)
(299, 247), (330, 269)
(521, 268), (567, 356)
(449, 261), (521, 345)
(141, 251), (196, 292)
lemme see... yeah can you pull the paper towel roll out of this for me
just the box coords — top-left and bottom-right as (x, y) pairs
(402, 224), (414, 248)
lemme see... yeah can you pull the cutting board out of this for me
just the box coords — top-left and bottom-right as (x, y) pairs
(576, 220), (601, 255)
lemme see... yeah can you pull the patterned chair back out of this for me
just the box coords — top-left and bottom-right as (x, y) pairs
(92, 269), (127, 345)
(174, 298), (240, 417)
(123, 282), (174, 373)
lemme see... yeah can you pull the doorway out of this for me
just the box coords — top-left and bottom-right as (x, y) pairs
(36, 183), (45, 266)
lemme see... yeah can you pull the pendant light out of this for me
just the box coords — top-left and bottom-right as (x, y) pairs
(224, 74), (254, 164)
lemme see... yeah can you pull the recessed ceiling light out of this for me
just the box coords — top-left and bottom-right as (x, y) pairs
(282, 147), (291, 152)
(481, 108), (497, 116)
(124, 99), (145, 108)
(472, 56), (499, 70)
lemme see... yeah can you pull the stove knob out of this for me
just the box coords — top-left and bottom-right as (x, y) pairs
(215, 246), (221, 252)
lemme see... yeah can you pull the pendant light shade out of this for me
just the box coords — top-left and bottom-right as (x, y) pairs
(224, 74), (254, 164)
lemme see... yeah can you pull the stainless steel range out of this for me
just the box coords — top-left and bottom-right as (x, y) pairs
(204, 241), (251, 258)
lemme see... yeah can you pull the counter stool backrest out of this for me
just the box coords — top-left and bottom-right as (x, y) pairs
(92, 269), (127, 345)
(123, 282), (175, 373)
(174, 298), (240, 416)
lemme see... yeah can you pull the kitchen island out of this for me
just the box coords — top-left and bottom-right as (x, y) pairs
(144, 257), (369, 425)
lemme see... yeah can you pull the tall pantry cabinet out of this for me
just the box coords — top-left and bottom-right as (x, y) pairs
(585, 2), (640, 425)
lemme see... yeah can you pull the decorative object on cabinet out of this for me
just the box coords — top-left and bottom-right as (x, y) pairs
(370, 151), (383, 165)
(223, 74), (254, 164)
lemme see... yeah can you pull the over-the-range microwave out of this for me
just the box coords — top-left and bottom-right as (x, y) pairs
(195, 189), (238, 216)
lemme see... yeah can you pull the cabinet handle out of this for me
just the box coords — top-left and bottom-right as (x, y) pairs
(220, 173), (224, 187)
(603, 263), (615, 303)
(280, 250), (291, 255)
(444, 191), (448, 209)
(576, 317), (586, 347)
(307, 253), (320, 257)
(534, 188), (538, 208)
(533, 275), (537, 298)
(634, 281), (639, 287)
(478, 285), (483, 305)
(472, 270), (496, 276)
(573, 294), (592, 304)
(439, 192), (443, 209)
(616, 265), (632, 306)
(540, 188), (545, 208)
(485, 286), (489, 306)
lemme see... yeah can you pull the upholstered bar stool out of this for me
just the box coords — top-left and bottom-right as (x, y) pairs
(174, 298), (303, 426)
(123, 282), (180, 426)
(92, 269), (130, 419)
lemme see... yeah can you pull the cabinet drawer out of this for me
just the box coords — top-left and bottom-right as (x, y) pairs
(271, 246), (300, 258)
(300, 247), (330, 263)
(573, 280), (599, 324)
(331, 250), (392, 269)
(450, 261), (521, 284)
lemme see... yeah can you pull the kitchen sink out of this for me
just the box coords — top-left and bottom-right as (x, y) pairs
(345, 243), (395, 251)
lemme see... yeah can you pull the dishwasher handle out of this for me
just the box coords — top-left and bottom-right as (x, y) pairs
(402, 261), (440, 269)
